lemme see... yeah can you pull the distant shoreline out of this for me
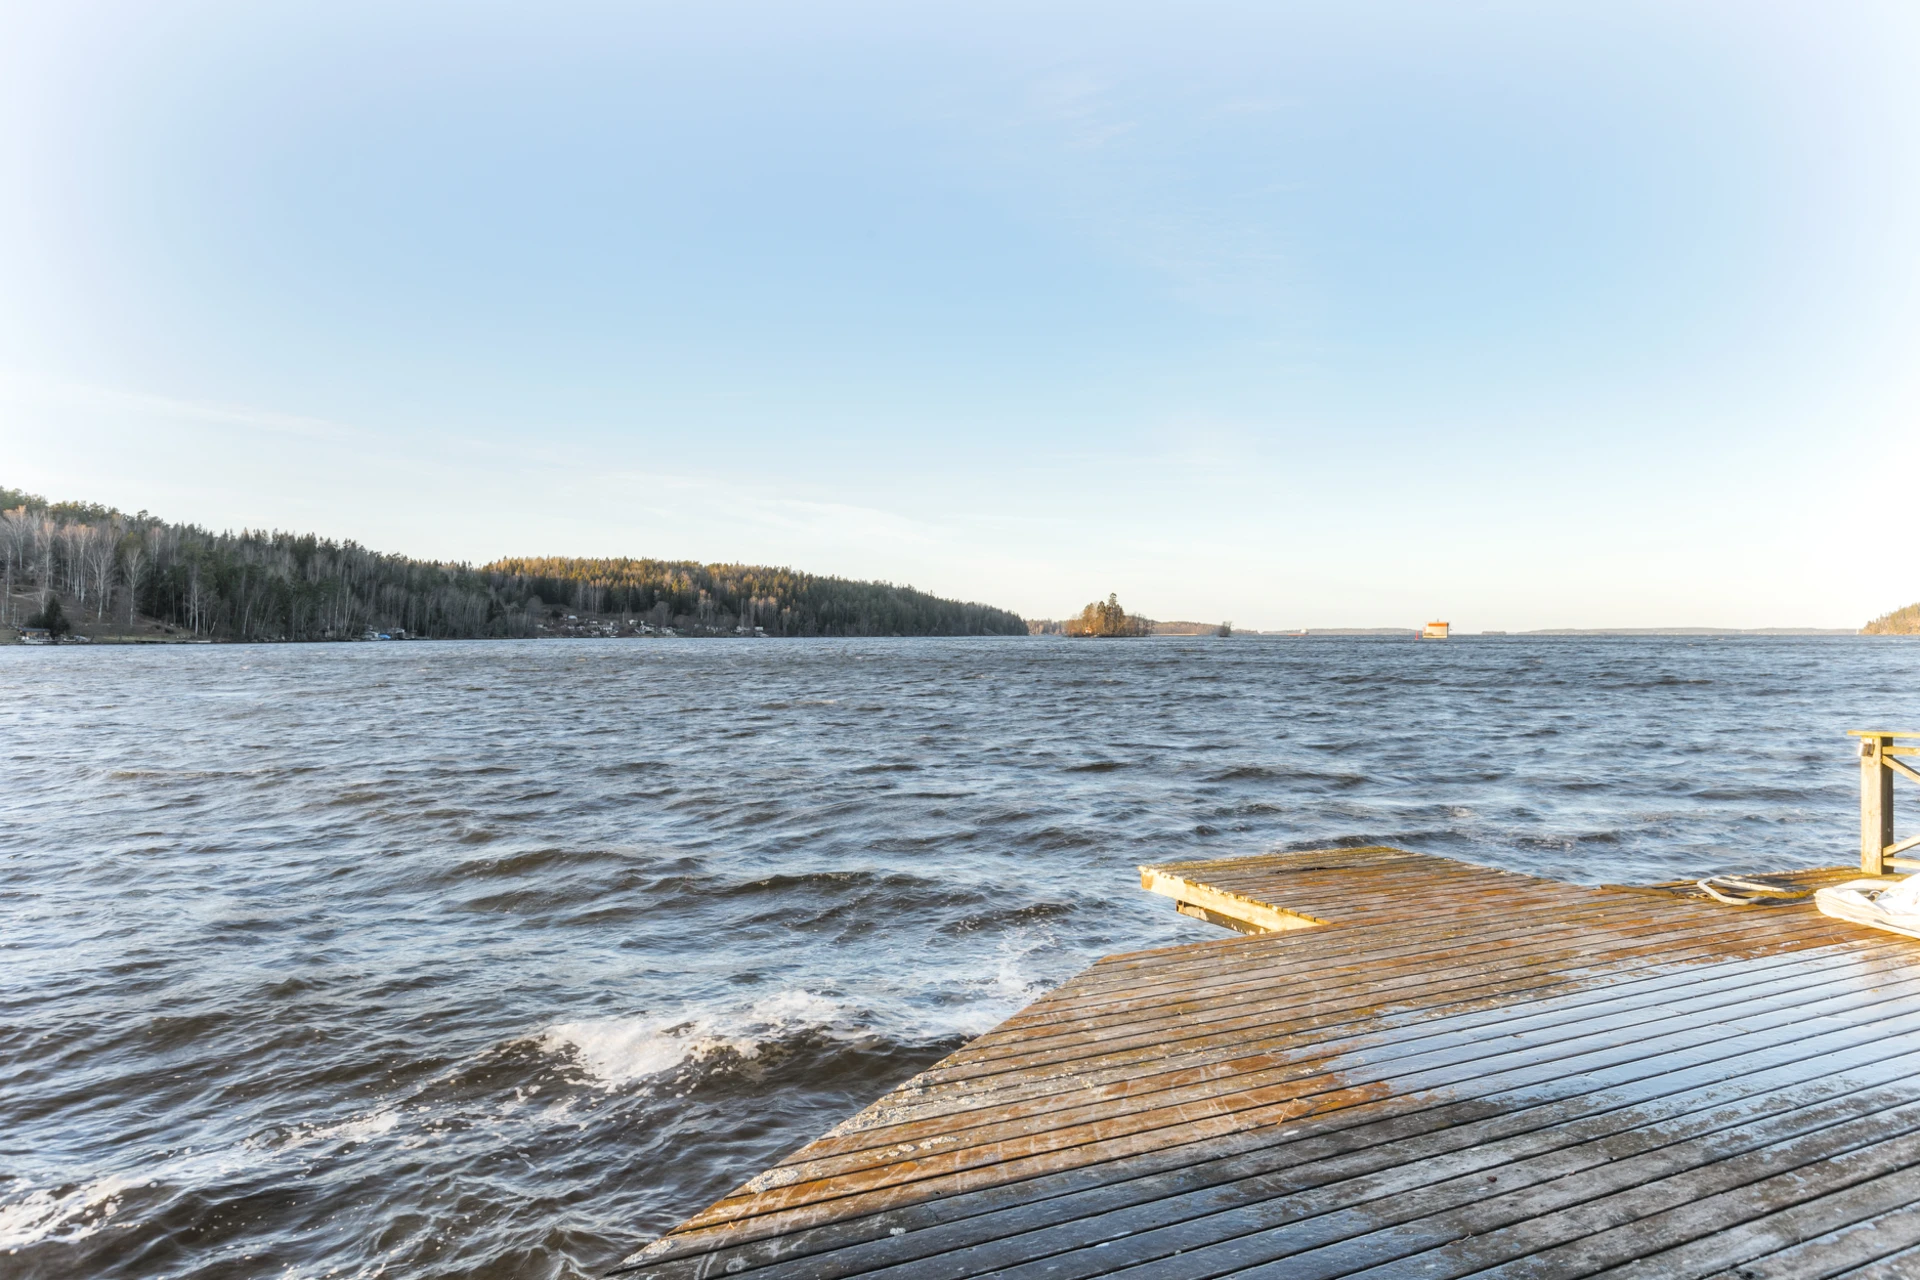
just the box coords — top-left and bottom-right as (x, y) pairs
(1242, 627), (1864, 637)
(6, 624), (1885, 646)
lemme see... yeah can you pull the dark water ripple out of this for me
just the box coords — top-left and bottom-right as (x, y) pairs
(3, 635), (1919, 1277)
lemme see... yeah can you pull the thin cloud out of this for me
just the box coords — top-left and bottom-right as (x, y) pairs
(0, 372), (355, 441)
(594, 465), (941, 548)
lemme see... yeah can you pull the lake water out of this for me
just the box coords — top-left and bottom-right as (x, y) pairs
(4, 635), (1918, 1278)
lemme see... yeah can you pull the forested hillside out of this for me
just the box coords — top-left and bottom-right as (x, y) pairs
(482, 557), (1022, 637)
(0, 487), (1026, 641)
(1863, 603), (1920, 635)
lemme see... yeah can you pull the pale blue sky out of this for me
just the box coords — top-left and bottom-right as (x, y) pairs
(3, 2), (1917, 629)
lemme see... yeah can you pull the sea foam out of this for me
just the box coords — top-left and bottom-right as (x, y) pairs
(0, 1176), (133, 1252)
(540, 990), (857, 1088)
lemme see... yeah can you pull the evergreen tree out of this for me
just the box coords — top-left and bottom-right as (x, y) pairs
(26, 595), (71, 638)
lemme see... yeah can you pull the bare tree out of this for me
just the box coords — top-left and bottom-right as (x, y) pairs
(36, 518), (55, 607)
(0, 507), (30, 625)
(121, 537), (147, 626)
(62, 523), (92, 617)
(186, 556), (205, 634)
(86, 523), (119, 621)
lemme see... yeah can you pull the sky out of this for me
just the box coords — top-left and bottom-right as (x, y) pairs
(3, 1), (1918, 630)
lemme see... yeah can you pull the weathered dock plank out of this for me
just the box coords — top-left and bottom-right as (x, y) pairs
(612, 849), (1920, 1279)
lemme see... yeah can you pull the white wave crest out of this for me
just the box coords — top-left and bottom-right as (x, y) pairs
(540, 990), (856, 1087)
(0, 1175), (133, 1251)
(0, 1103), (413, 1254)
(286, 1107), (402, 1147)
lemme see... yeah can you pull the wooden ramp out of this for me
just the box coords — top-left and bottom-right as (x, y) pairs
(613, 848), (1920, 1279)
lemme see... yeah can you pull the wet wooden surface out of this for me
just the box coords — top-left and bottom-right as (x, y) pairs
(613, 848), (1920, 1279)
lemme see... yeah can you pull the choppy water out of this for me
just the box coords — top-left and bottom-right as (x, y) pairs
(4, 635), (1918, 1278)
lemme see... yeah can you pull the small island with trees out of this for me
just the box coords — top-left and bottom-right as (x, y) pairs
(1026, 594), (1231, 638)
(1066, 593), (1152, 637)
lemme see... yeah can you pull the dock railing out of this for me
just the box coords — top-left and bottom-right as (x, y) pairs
(1852, 729), (1920, 874)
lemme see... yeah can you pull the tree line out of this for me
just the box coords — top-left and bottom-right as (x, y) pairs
(483, 556), (1025, 637)
(0, 487), (1026, 641)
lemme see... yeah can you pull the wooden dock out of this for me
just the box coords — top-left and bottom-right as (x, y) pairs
(613, 846), (1920, 1279)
